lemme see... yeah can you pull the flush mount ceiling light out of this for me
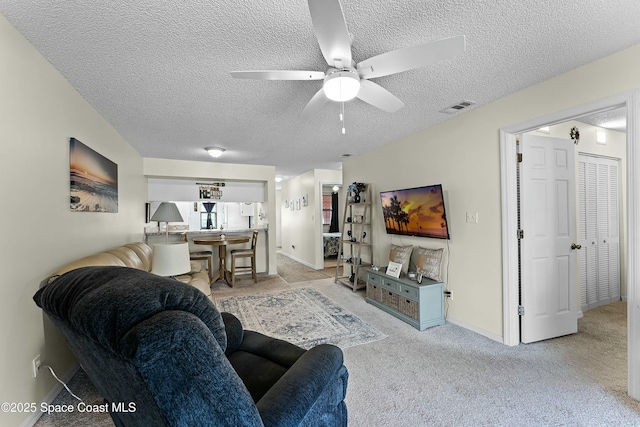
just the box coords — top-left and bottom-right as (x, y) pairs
(323, 69), (360, 102)
(205, 147), (225, 158)
(275, 176), (283, 183)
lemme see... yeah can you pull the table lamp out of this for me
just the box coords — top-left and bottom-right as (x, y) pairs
(151, 202), (184, 241)
(151, 242), (191, 278)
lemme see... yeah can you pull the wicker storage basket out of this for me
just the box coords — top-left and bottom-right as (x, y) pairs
(382, 290), (399, 310)
(398, 297), (419, 320)
(367, 284), (383, 302)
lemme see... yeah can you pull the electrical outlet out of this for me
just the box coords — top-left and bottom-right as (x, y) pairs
(466, 212), (478, 223)
(444, 290), (453, 300)
(32, 354), (41, 378)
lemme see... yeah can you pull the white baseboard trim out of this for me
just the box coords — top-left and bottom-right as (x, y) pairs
(21, 363), (80, 427)
(446, 316), (503, 344)
(280, 253), (321, 270)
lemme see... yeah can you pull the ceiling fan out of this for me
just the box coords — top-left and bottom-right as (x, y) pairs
(230, 0), (466, 118)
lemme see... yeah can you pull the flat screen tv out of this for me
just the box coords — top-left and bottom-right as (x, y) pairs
(380, 184), (450, 239)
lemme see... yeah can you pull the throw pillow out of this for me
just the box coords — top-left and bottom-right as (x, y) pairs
(389, 244), (413, 274)
(416, 247), (444, 281)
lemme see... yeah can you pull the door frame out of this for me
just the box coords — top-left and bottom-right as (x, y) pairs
(499, 89), (640, 399)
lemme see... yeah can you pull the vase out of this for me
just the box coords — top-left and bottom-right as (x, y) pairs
(354, 193), (361, 203)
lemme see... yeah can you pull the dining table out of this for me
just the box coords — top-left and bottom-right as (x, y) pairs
(192, 235), (251, 285)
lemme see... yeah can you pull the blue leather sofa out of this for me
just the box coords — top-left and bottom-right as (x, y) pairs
(34, 266), (348, 426)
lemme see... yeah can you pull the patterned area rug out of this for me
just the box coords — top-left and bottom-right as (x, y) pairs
(216, 288), (386, 349)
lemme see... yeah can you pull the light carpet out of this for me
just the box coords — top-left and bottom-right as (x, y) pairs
(276, 253), (332, 283)
(215, 287), (386, 349)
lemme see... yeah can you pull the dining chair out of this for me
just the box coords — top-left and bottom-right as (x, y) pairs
(181, 233), (213, 282)
(230, 230), (259, 287)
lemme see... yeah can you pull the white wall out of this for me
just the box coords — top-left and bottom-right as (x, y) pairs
(148, 178), (265, 202)
(0, 14), (147, 426)
(342, 43), (640, 340)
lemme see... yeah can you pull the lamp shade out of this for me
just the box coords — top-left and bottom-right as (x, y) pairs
(151, 243), (191, 277)
(150, 202), (184, 223)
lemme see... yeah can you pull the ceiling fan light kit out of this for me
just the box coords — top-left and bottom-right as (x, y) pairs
(230, 0), (466, 121)
(323, 69), (360, 102)
(205, 147), (225, 158)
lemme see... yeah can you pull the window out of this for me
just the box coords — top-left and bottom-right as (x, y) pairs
(322, 195), (332, 225)
(200, 202), (217, 229)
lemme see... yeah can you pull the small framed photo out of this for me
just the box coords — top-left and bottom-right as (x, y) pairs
(284, 199), (289, 208)
(302, 194), (308, 206)
(386, 261), (402, 278)
(295, 199), (301, 210)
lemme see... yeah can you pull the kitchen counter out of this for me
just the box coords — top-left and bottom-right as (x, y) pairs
(144, 226), (267, 238)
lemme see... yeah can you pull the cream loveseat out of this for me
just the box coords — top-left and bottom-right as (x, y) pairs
(48, 242), (212, 298)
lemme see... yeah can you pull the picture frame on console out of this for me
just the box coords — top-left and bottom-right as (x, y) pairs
(386, 261), (402, 278)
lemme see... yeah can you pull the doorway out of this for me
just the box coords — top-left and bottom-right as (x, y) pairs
(499, 89), (640, 399)
(320, 183), (342, 270)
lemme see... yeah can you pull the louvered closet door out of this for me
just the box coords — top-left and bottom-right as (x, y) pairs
(578, 154), (620, 312)
(578, 158), (598, 310)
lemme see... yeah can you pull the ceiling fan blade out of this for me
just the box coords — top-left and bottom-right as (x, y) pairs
(230, 70), (325, 80)
(356, 80), (404, 113)
(308, 0), (352, 68)
(357, 35), (466, 79)
(300, 88), (329, 118)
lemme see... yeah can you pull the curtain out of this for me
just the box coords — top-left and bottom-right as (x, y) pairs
(203, 202), (216, 229)
(329, 192), (339, 232)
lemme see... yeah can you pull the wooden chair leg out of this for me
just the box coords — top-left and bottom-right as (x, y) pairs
(206, 256), (213, 282)
(252, 256), (257, 283)
(231, 256), (236, 287)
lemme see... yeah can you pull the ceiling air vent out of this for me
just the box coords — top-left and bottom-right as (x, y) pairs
(440, 100), (476, 115)
(339, 153), (353, 158)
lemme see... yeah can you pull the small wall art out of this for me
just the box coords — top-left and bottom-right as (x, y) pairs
(285, 199), (289, 208)
(70, 137), (118, 212)
(302, 194), (308, 207)
(295, 199), (301, 210)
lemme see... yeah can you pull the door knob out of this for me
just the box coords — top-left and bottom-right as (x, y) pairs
(571, 243), (582, 250)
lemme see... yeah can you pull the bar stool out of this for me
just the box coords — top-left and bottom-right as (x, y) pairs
(230, 230), (259, 287)
(181, 233), (213, 282)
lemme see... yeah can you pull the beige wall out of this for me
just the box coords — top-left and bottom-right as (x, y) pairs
(342, 44), (640, 340)
(280, 169), (341, 268)
(281, 170), (317, 266)
(0, 14), (147, 426)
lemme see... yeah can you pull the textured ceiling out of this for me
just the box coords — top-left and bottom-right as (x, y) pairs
(576, 107), (627, 132)
(2, 1), (639, 179)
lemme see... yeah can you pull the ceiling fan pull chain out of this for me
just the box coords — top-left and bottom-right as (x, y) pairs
(341, 102), (346, 134)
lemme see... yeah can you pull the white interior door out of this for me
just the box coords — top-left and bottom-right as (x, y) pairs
(520, 134), (578, 343)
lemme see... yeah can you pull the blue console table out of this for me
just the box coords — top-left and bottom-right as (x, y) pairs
(365, 268), (445, 331)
